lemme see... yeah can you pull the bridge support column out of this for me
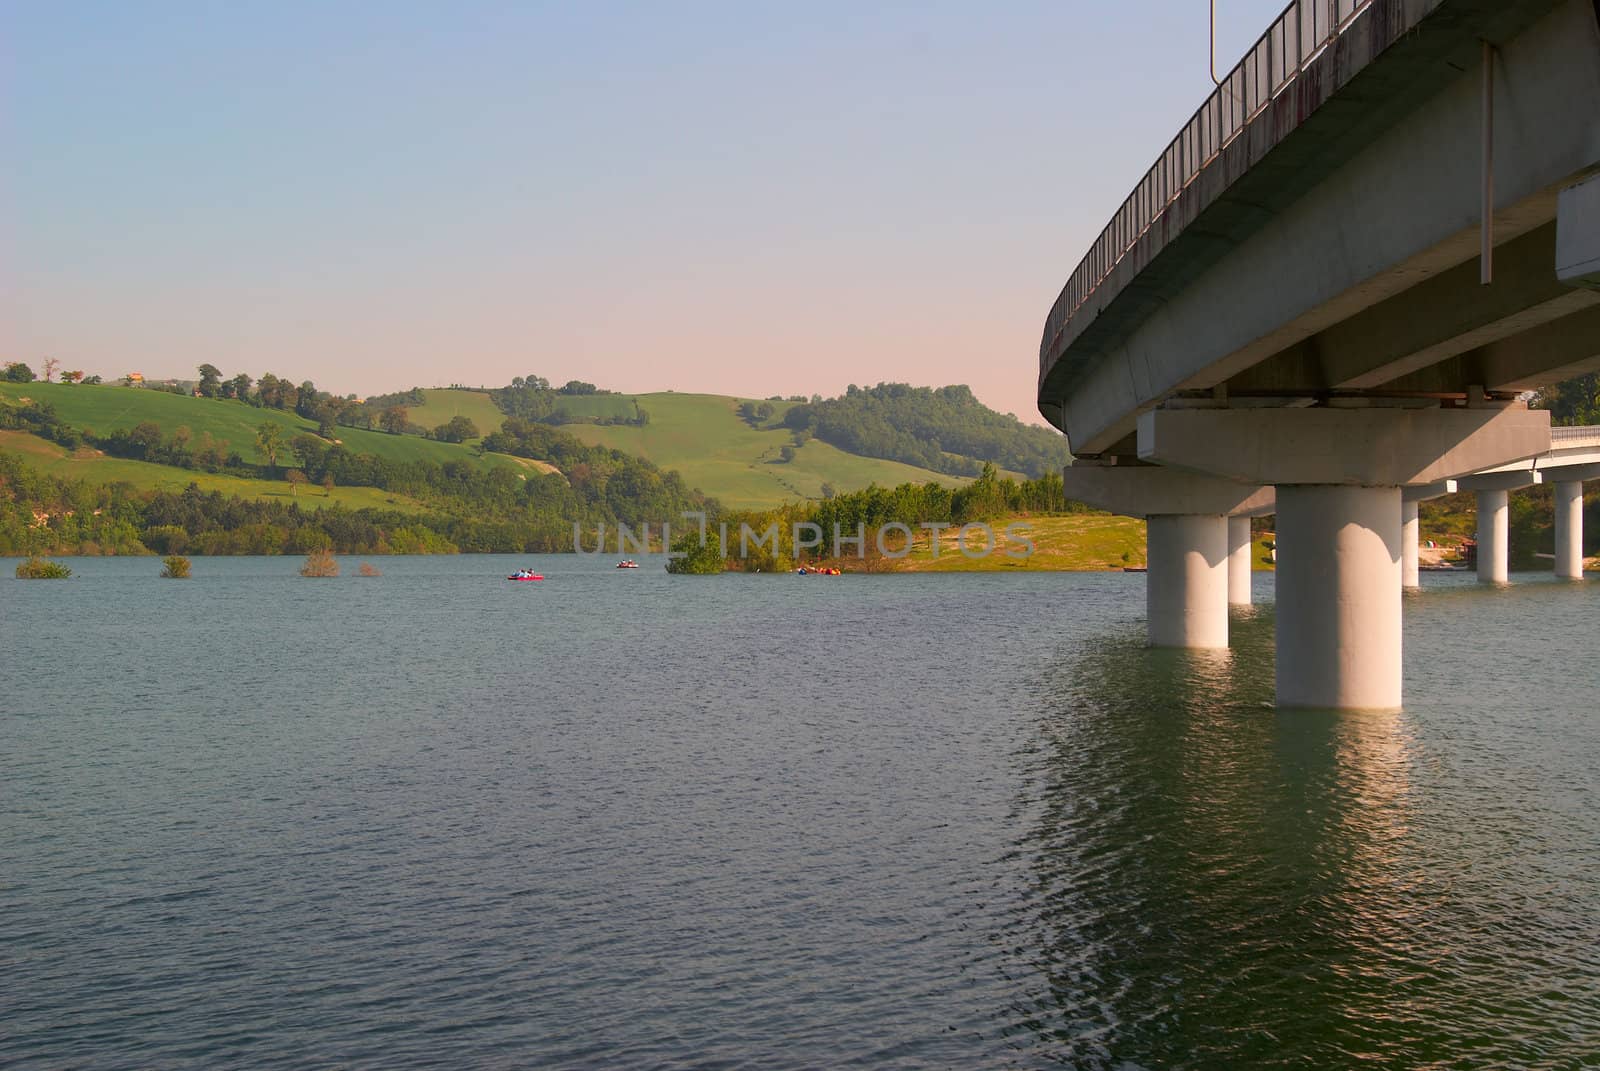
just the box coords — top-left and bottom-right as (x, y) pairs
(1400, 480), (1455, 590)
(1060, 465), (1273, 650)
(1147, 514), (1229, 648)
(1275, 485), (1402, 711)
(1401, 499), (1420, 589)
(1476, 489), (1509, 583)
(1457, 470), (1540, 584)
(1554, 481), (1583, 578)
(1227, 515), (1253, 606)
(1539, 464), (1600, 578)
(1137, 407), (1550, 710)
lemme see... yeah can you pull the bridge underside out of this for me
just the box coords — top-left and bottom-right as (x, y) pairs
(1037, 0), (1600, 710)
(1042, 0), (1600, 459)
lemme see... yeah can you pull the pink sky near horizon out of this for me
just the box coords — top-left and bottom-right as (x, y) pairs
(2, 1), (1292, 424)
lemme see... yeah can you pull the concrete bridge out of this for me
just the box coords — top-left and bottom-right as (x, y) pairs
(1421, 423), (1600, 583)
(1038, 0), (1600, 710)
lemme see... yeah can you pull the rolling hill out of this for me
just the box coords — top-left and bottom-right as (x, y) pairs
(0, 429), (429, 512)
(0, 382), (531, 473)
(346, 385), (974, 508)
(396, 389), (507, 440)
(1, 382), (1007, 510)
(555, 393), (971, 509)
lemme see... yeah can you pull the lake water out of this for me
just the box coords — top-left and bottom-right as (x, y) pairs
(3, 556), (1597, 1068)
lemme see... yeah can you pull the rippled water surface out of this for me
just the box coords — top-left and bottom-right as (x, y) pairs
(3, 557), (1597, 1068)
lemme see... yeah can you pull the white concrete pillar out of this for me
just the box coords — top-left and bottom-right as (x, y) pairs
(1227, 515), (1253, 606)
(1146, 514), (1229, 649)
(1401, 499), (1420, 589)
(1477, 488), (1509, 584)
(1554, 480), (1584, 579)
(1275, 485), (1402, 711)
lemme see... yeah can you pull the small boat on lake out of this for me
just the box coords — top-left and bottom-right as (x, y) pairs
(616, 560), (640, 569)
(508, 569), (544, 581)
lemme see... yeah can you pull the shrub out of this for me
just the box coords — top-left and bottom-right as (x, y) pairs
(299, 549), (339, 577)
(358, 562), (382, 577)
(665, 529), (724, 575)
(160, 555), (192, 578)
(15, 556), (71, 579)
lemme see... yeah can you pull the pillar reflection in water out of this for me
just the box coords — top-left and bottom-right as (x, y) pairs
(996, 608), (1452, 1069)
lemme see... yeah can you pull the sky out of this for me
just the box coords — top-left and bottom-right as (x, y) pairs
(3, 0), (1291, 423)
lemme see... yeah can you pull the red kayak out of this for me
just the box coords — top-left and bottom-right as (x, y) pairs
(507, 574), (544, 581)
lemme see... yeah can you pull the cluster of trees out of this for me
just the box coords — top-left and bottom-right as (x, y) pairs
(0, 453), (149, 556)
(781, 383), (1075, 479)
(687, 466), (1082, 572)
(738, 401), (777, 427)
(3, 361), (99, 384)
(481, 418), (709, 521)
(0, 396), (79, 446)
(169, 365), (471, 444)
(490, 376), (648, 427)
(128, 369), (477, 444)
(1533, 374), (1600, 426)
(103, 422), (238, 471)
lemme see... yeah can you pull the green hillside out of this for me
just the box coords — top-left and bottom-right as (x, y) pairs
(0, 382), (523, 472)
(558, 393), (969, 509)
(400, 389), (506, 439)
(0, 429), (428, 512)
(1, 382), (990, 510)
(542, 393), (640, 422)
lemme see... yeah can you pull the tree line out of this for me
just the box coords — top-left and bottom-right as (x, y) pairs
(781, 383), (1075, 479)
(490, 376), (649, 427)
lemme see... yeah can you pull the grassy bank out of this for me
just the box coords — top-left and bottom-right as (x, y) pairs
(791, 514), (1280, 572)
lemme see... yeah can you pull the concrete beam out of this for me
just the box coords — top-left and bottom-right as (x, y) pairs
(1137, 406), (1551, 486)
(1540, 460), (1600, 482)
(1060, 465), (1272, 519)
(1232, 224), (1600, 393)
(1558, 171), (1600, 288)
(1456, 468), (1542, 492)
(1383, 301), (1600, 394)
(1402, 479), (1457, 503)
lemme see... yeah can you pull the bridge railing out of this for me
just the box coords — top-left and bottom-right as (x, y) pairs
(1550, 425), (1600, 446)
(1044, 0), (1373, 364)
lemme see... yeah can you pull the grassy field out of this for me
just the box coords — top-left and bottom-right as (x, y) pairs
(547, 394), (641, 422)
(0, 430), (430, 511)
(561, 392), (967, 509)
(807, 514), (1280, 572)
(401, 389), (507, 440)
(888, 514), (1148, 571)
